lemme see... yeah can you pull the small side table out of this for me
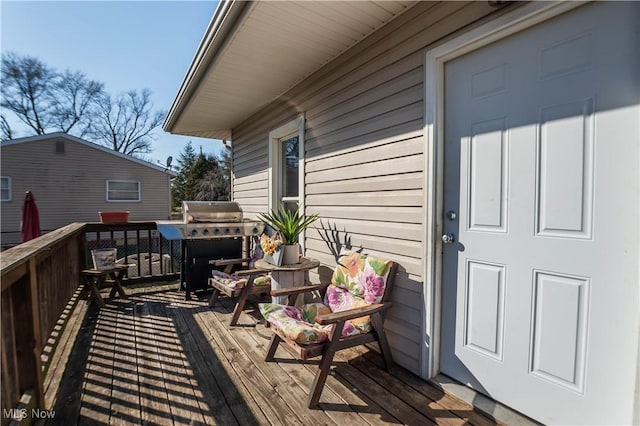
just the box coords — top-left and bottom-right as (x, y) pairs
(81, 264), (129, 307)
(255, 257), (320, 305)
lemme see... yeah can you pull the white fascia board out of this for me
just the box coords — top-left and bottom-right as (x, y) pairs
(163, 0), (250, 134)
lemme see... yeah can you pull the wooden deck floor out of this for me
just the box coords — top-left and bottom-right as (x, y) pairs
(47, 284), (500, 425)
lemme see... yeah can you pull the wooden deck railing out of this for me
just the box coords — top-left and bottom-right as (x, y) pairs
(0, 221), (181, 424)
(83, 221), (180, 283)
(1, 223), (85, 422)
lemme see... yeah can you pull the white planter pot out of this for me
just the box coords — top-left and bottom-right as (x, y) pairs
(282, 244), (300, 265)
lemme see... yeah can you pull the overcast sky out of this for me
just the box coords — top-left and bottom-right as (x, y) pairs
(1, 0), (224, 166)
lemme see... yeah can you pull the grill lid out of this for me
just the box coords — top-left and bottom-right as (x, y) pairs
(182, 201), (243, 223)
(157, 201), (264, 240)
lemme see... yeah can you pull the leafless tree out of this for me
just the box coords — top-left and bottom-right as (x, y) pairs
(0, 114), (13, 140)
(50, 70), (104, 136)
(1, 53), (165, 157)
(90, 89), (165, 156)
(1, 52), (104, 136)
(1, 52), (55, 134)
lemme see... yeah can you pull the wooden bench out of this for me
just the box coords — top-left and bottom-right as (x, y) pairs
(80, 264), (128, 307)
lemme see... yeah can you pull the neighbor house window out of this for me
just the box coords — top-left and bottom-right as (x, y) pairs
(0, 176), (11, 201)
(268, 115), (304, 214)
(106, 180), (140, 202)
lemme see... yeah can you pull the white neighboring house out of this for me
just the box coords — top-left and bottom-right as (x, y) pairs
(164, 2), (639, 425)
(1, 132), (176, 248)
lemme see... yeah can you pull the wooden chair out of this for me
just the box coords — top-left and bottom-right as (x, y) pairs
(258, 251), (397, 408)
(208, 258), (271, 326)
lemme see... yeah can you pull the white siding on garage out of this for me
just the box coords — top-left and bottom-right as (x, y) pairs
(231, 1), (502, 373)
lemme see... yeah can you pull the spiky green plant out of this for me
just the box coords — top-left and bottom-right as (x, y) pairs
(258, 206), (319, 245)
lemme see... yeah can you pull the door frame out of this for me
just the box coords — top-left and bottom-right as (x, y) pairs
(421, 0), (585, 380)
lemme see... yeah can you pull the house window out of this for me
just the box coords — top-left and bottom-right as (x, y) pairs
(280, 134), (299, 210)
(269, 116), (304, 214)
(106, 180), (140, 202)
(0, 176), (11, 201)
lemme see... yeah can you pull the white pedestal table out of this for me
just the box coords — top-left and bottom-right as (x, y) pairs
(254, 257), (320, 305)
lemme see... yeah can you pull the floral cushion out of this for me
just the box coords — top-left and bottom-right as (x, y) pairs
(253, 275), (272, 286)
(259, 303), (332, 344)
(329, 251), (392, 303)
(324, 286), (372, 335)
(211, 270), (271, 290)
(259, 252), (392, 344)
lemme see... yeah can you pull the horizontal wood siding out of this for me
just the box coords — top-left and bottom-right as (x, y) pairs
(231, 1), (499, 374)
(1, 137), (173, 246)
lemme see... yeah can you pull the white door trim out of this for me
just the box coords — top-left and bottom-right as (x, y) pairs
(421, 0), (587, 379)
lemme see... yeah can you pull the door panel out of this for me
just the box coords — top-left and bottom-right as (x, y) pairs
(464, 260), (506, 360)
(536, 99), (594, 238)
(531, 271), (589, 392)
(440, 3), (639, 424)
(468, 118), (508, 232)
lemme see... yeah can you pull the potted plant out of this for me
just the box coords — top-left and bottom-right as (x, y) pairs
(258, 205), (319, 265)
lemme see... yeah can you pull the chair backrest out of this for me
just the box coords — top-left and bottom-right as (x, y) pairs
(249, 235), (264, 268)
(324, 251), (396, 313)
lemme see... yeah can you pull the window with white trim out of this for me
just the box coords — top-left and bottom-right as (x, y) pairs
(268, 116), (304, 214)
(106, 180), (140, 202)
(280, 134), (299, 210)
(0, 176), (11, 201)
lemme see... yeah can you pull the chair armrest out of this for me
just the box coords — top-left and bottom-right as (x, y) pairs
(234, 268), (267, 276)
(209, 258), (251, 266)
(270, 283), (330, 298)
(314, 302), (393, 325)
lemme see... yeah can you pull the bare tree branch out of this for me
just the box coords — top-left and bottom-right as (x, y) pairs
(1, 52), (104, 137)
(90, 89), (166, 156)
(1, 53), (164, 157)
(0, 114), (14, 140)
(49, 69), (104, 135)
(1, 52), (55, 134)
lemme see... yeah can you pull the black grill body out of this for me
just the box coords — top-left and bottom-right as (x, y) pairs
(156, 201), (264, 301)
(181, 238), (243, 298)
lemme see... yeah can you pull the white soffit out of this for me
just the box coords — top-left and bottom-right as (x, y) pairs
(165, 1), (413, 140)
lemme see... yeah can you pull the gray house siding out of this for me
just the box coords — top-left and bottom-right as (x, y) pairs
(1, 134), (173, 246)
(231, 1), (501, 373)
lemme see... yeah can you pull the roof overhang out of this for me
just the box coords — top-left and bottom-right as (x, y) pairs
(163, 0), (413, 140)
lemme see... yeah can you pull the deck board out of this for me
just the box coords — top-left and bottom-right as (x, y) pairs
(148, 299), (208, 425)
(110, 301), (142, 425)
(135, 298), (173, 425)
(80, 308), (116, 424)
(171, 296), (269, 425)
(47, 285), (500, 425)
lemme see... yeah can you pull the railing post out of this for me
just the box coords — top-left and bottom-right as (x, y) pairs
(1, 287), (19, 415)
(79, 231), (87, 270)
(12, 274), (41, 414)
(28, 258), (45, 409)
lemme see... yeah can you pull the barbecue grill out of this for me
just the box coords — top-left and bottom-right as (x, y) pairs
(156, 201), (265, 299)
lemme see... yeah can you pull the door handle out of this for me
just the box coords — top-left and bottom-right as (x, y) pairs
(442, 233), (456, 244)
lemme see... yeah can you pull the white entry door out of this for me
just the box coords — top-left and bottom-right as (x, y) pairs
(440, 3), (639, 425)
